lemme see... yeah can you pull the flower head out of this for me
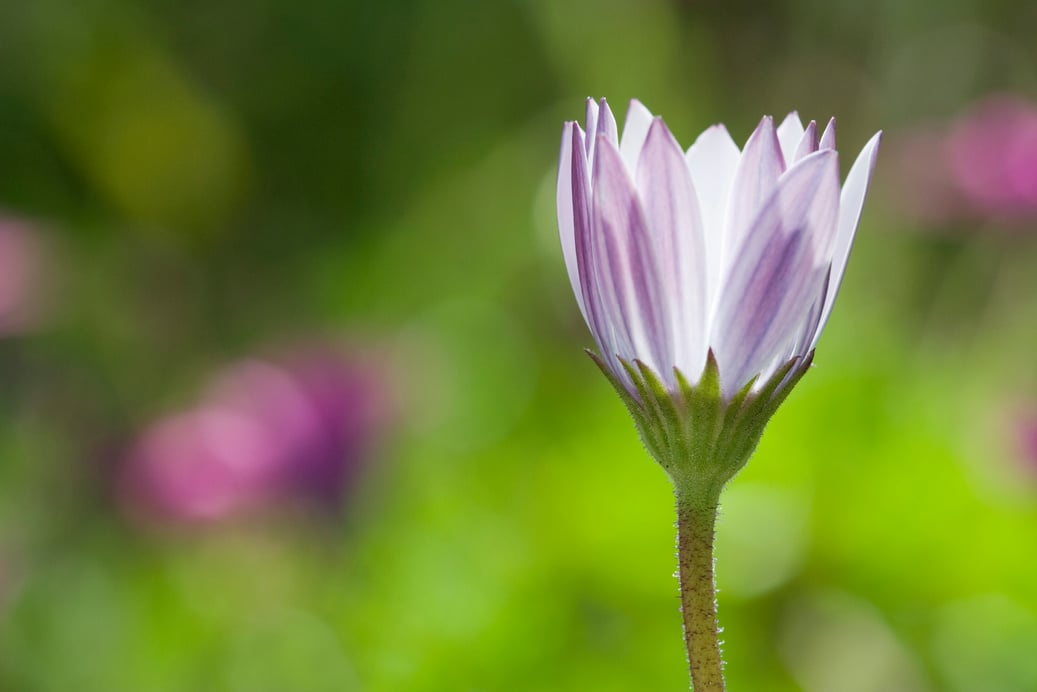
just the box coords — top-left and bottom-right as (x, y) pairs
(557, 98), (879, 489)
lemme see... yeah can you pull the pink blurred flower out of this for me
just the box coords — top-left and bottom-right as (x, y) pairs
(120, 346), (392, 527)
(894, 95), (1037, 225)
(948, 96), (1037, 218)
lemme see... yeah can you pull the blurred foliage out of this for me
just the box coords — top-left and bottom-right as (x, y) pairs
(1, 0), (1037, 690)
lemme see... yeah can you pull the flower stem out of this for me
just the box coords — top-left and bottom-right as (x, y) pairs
(676, 490), (724, 691)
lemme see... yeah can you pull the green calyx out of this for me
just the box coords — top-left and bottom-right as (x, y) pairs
(588, 349), (814, 505)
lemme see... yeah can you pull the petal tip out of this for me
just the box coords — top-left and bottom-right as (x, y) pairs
(748, 115), (779, 143)
(819, 117), (837, 149)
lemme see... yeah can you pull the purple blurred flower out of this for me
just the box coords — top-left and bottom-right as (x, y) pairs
(557, 98), (881, 398)
(121, 347), (392, 527)
(948, 96), (1037, 219)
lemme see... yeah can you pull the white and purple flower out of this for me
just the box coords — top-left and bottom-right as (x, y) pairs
(559, 98), (880, 399)
(557, 98), (880, 482)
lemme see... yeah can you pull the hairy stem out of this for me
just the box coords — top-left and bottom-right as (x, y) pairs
(676, 492), (724, 691)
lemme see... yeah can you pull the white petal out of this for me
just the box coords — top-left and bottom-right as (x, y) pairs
(776, 112), (805, 166)
(583, 98), (599, 158)
(619, 99), (655, 174)
(811, 131), (882, 348)
(712, 151), (840, 397)
(686, 124), (740, 322)
(637, 118), (709, 378)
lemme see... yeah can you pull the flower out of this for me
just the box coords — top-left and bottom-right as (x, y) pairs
(947, 95), (1037, 219)
(557, 98), (880, 486)
(120, 346), (393, 528)
(892, 95), (1037, 226)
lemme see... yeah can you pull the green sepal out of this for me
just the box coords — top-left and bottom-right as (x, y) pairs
(634, 359), (683, 460)
(680, 351), (722, 478)
(588, 350), (663, 455)
(587, 349), (816, 504)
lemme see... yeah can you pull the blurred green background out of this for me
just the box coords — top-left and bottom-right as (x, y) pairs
(2, 0), (1037, 690)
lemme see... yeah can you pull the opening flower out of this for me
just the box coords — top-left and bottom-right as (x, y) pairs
(558, 98), (881, 402)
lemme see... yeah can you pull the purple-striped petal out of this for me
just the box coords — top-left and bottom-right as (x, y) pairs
(557, 123), (586, 321)
(585, 98), (620, 179)
(570, 124), (615, 371)
(636, 118), (709, 377)
(789, 266), (830, 358)
(792, 120), (819, 163)
(811, 130), (882, 347)
(712, 150), (840, 397)
(723, 116), (786, 279)
(620, 99), (655, 173)
(786, 148), (843, 261)
(819, 117), (836, 150)
(777, 112), (805, 166)
(595, 98), (619, 146)
(592, 136), (672, 373)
